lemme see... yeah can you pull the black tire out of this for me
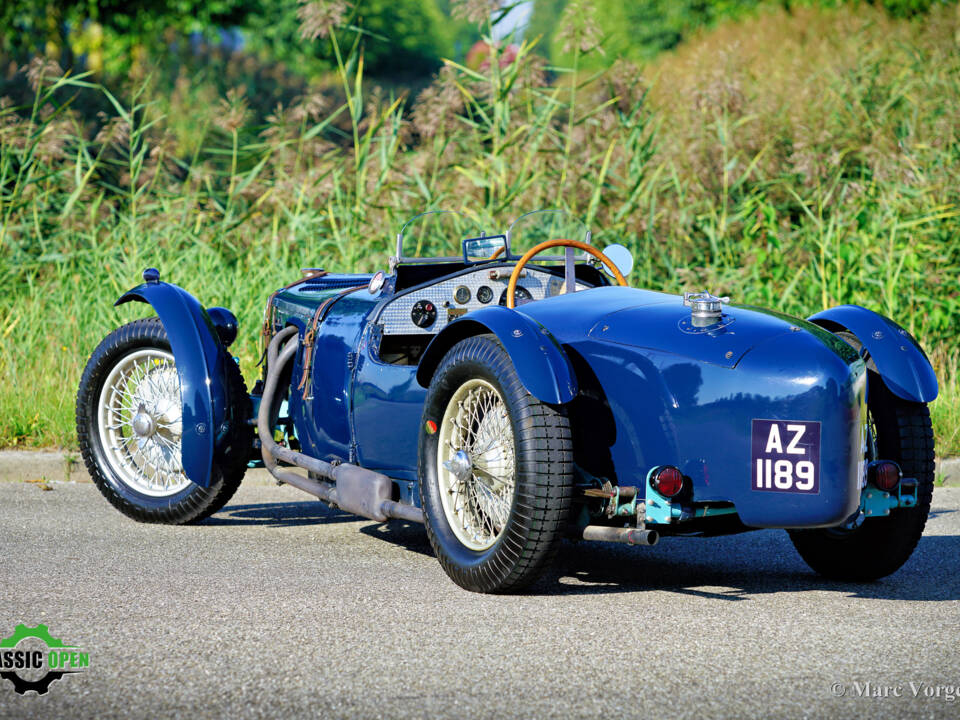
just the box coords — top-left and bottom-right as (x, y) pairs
(418, 335), (574, 593)
(789, 358), (935, 581)
(76, 317), (251, 524)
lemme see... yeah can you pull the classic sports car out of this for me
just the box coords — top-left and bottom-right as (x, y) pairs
(76, 210), (938, 593)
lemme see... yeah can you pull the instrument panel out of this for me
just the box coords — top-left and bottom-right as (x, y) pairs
(380, 266), (588, 336)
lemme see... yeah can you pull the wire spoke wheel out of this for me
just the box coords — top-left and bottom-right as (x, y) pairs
(419, 334), (574, 593)
(78, 318), (250, 524)
(437, 379), (516, 551)
(96, 348), (190, 497)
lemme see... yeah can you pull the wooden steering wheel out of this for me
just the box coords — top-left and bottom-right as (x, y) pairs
(505, 239), (628, 309)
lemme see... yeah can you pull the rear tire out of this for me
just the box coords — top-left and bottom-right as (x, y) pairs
(76, 318), (251, 524)
(789, 365), (935, 581)
(418, 335), (574, 593)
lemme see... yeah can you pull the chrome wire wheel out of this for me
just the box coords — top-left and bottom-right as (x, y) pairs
(436, 379), (517, 551)
(96, 348), (190, 497)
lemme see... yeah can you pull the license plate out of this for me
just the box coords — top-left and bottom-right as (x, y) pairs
(751, 419), (821, 494)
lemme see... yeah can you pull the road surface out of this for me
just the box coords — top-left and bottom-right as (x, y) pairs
(1, 479), (958, 718)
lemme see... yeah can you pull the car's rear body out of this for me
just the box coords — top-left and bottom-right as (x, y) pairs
(267, 276), (869, 531)
(523, 287), (867, 529)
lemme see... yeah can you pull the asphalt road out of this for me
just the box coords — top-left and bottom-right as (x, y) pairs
(1, 479), (959, 720)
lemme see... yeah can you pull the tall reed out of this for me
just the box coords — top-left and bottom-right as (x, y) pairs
(0, 4), (957, 453)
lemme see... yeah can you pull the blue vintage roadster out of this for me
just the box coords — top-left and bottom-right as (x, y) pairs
(76, 211), (938, 592)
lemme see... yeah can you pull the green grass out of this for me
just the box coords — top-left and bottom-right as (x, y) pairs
(0, 4), (958, 454)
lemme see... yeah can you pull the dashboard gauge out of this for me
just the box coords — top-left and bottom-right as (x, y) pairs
(499, 286), (533, 306)
(411, 300), (438, 328)
(454, 285), (471, 305)
(476, 285), (494, 304)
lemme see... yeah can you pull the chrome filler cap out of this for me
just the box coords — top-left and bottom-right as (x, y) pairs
(683, 291), (730, 327)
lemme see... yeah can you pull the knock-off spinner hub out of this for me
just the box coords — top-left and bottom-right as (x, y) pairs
(443, 450), (472, 482)
(131, 411), (157, 438)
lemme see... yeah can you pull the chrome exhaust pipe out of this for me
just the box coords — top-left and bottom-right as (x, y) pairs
(581, 525), (659, 546)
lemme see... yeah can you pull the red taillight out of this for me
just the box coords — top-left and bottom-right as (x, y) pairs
(651, 466), (684, 498)
(870, 461), (901, 492)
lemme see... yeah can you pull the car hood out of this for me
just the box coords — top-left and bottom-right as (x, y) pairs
(520, 286), (853, 368)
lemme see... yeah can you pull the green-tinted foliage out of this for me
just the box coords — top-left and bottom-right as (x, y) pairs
(248, 0), (453, 78)
(433, 0), (483, 58)
(0, 3), (958, 454)
(1, 0), (453, 80)
(1, 0), (260, 55)
(530, 0), (957, 65)
(532, 0), (764, 66)
(525, 0), (565, 48)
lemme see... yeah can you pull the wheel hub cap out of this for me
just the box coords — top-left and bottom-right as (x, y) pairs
(131, 410), (156, 438)
(443, 450), (472, 482)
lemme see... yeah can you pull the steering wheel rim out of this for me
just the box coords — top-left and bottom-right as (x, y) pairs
(505, 239), (628, 309)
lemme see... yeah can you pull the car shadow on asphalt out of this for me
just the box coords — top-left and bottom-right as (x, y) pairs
(201, 501), (361, 527)
(204, 499), (960, 601)
(536, 531), (960, 601)
(358, 520), (435, 556)
(204, 500), (436, 557)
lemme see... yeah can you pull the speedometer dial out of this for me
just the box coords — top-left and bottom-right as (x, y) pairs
(499, 286), (533, 306)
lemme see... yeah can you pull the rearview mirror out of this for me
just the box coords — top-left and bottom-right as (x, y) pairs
(601, 244), (634, 278)
(463, 235), (507, 263)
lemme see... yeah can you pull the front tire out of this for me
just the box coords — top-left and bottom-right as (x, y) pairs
(418, 335), (574, 593)
(76, 318), (250, 524)
(789, 369), (935, 581)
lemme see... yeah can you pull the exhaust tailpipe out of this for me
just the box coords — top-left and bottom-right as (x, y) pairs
(581, 525), (659, 546)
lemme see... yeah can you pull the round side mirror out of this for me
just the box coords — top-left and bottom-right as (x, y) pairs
(601, 244), (634, 279)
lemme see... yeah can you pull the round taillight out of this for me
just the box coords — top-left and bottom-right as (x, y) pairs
(871, 461), (901, 492)
(651, 466), (684, 498)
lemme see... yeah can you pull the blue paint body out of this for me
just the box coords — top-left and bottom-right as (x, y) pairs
(123, 261), (937, 531)
(807, 305), (938, 403)
(417, 306), (578, 404)
(115, 280), (237, 488)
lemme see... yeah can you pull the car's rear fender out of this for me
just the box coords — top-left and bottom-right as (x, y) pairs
(416, 306), (578, 404)
(808, 305), (938, 403)
(115, 270), (243, 488)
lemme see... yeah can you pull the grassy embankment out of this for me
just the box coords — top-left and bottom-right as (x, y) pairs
(0, 4), (957, 454)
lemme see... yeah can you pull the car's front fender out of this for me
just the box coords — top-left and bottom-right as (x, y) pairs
(416, 306), (578, 404)
(808, 304), (938, 403)
(115, 270), (238, 487)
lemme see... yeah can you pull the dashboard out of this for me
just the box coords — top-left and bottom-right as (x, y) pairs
(379, 266), (590, 336)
